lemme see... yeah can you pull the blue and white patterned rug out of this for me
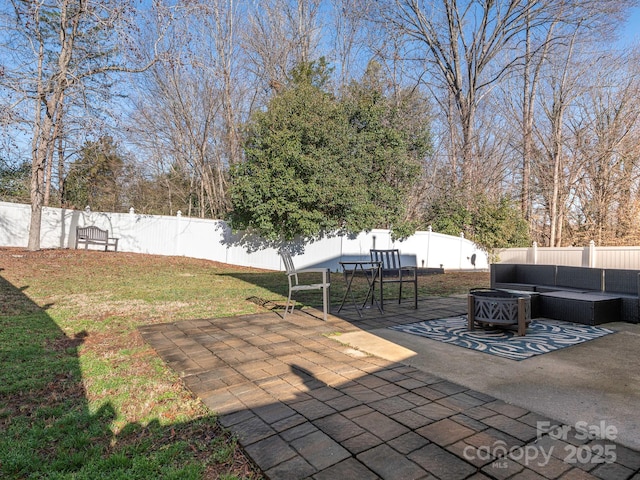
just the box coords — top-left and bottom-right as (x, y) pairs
(389, 316), (615, 361)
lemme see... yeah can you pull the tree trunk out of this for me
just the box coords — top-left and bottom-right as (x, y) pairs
(549, 114), (563, 247)
(28, 154), (46, 251)
(521, 22), (532, 222)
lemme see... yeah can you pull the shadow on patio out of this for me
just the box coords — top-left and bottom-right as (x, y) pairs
(139, 304), (640, 479)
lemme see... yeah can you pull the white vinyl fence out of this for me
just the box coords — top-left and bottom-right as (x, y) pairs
(0, 201), (489, 272)
(495, 241), (640, 270)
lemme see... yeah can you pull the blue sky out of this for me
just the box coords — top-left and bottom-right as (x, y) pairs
(620, 6), (640, 46)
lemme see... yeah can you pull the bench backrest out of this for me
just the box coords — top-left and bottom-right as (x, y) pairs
(76, 226), (108, 241)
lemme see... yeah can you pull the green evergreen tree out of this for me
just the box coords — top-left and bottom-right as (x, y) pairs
(63, 137), (127, 212)
(342, 61), (430, 238)
(427, 194), (530, 252)
(229, 59), (431, 240)
(0, 161), (31, 203)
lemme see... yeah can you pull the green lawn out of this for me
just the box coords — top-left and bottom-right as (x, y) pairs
(0, 248), (488, 479)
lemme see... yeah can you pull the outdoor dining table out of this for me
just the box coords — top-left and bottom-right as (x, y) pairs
(337, 260), (383, 317)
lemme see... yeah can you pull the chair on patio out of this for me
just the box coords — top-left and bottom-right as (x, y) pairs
(370, 249), (418, 309)
(280, 250), (331, 321)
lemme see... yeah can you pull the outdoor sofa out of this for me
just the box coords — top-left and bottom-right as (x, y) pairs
(490, 264), (640, 325)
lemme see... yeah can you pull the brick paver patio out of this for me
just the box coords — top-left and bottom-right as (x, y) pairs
(139, 297), (640, 479)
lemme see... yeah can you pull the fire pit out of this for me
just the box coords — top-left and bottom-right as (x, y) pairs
(468, 289), (531, 336)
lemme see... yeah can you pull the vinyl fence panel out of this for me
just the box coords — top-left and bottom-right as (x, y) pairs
(0, 201), (490, 271)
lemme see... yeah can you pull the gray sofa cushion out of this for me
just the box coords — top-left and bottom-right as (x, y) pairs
(515, 264), (556, 287)
(555, 266), (604, 291)
(604, 269), (640, 295)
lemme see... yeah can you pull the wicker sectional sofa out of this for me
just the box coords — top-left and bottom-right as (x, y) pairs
(491, 264), (640, 325)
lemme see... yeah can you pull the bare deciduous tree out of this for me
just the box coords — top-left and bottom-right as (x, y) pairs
(129, 0), (244, 218)
(243, 0), (321, 102)
(1, 0), (161, 250)
(568, 51), (640, 245)
(518, 0), (633, 232)
(532, 29), (585, 247)
(380, 0), (555, 192)
(328, 0), (372, 89)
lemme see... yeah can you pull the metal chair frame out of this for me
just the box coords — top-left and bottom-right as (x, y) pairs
(370, 249), (418, 309)
(280, 250), (331, 321)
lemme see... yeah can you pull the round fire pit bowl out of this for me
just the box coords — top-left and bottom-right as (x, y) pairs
(467, 288), (531, 336)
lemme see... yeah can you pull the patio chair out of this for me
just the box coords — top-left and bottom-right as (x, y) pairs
(280, 250), (331, 321)
(370, 249), (418, 309)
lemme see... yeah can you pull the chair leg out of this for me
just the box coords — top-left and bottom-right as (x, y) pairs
(284, 290), (294, 318)
(398, 282), (403, 304)
(322, 286), (329, 321)
(413, 280), (418, 309)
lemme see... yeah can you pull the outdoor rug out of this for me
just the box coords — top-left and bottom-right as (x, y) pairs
(389, 316), (615, 361)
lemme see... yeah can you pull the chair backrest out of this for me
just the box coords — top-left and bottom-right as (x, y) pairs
(280, 250), (296, 275)
(370, 249), (402, 271)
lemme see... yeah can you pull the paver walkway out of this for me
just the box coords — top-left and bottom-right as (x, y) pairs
(139, 297), (640, 479)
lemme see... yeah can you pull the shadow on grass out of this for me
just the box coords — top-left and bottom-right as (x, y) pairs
(225, 270), (435, 320)
(225, 270), (360, 321)
(0, 274), (258, 479)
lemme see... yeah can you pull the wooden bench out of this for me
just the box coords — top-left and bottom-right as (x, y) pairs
(75, 226), (119, 251)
